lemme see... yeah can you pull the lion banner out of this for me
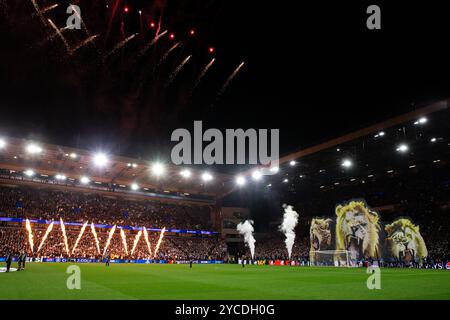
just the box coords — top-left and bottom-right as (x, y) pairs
(335, 200), (381, 261)
(385, 218), (428, 264)
(309, 199), (429, 266)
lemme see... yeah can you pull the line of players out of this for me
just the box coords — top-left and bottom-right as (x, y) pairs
(3, 248), (27, 272)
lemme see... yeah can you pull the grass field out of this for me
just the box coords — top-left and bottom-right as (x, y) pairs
(1, 262), (449, 300)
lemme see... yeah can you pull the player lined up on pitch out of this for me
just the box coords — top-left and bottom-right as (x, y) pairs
(2, 248), (27, 272)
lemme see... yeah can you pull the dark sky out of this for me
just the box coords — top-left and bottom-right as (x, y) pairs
(1, 1), (450, 169)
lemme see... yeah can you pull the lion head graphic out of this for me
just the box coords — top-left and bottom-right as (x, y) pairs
(385, 218), (427, 263)
(310, 218), (333, 251)
(335, 200), (381, 260)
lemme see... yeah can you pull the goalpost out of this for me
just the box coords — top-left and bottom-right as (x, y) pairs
(309, 250), (351, 267)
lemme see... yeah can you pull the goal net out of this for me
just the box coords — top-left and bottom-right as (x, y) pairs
(309, 250), (351, 267)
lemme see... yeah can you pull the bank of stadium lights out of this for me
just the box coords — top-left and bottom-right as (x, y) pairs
(80, 176), (90, 184)
(93, 153), (108, 167)
(180, 169), (191, 178)
(414, 117), (428, 125)
(289, 160), (297, 166)
(24, 169), (35, 177)
(341, 159), (353, 168)
(251, 170), (262, 181)
(0, 139), (6, 149)
(127, 163), (138, 168)
(55, 174), (66, 181)
(201, 172), (213, 182)
(374, 131), (385, 138)
(151, 163), (165, 176)
(69, 153), (77, 159)
(396, 144), (409, 153)
(26, 143), (42, 154)
(430, 137), (437, 143)
(235, 176), (246, 186)
(131, 183), (139, 191)
(283, 178), (289, 183)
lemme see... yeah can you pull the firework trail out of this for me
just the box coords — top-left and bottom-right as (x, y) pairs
(103, 225), (116, 256)
(130, 229), (142, 256)
(153, 227), (166, 258)
(105, 0), (120, 42)
(34, 3), (59, 15)
(30, 0), (47, 25)
(156, 8), (164, 37)
(70, 35), (99, 54)
(37, 221), (54, 253)
(91, 223), (101, 254)
(218, 62), (245, 98)
(139, 30), (168, 57)
(155, 42), (181, 69)
(47, 19), (71, 53)
(120, 228), (129, 255)
(104, 33), (138, 60)
(142, 227), (152, 256)
(165, 55), (192, 88)
(39, 25), (70, 47)
(71, 221), (88, 255)
(60, 218), (70, 256)
(193, 58), (216, 91)
(25, 219), (34, 253)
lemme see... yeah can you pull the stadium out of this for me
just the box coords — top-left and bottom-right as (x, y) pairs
(0, 1), (450, 304)
(1, 102), (449, 299)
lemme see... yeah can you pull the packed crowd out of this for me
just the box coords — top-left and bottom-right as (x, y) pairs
(0, 185), (212, 230)
(0, 225), (228, 261)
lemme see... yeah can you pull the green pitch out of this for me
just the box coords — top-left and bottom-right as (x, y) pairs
(1, 263), (449, 299)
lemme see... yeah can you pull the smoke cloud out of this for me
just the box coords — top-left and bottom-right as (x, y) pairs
(237, 220), (256, 259)
(280, 205), (299, 259)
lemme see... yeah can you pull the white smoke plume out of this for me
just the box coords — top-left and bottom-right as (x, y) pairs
(280, 205), (299, 259)
(237, 220), (256, 259)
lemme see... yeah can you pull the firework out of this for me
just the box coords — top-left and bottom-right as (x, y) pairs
(153, 227), (166, 258)
(105, 33), (138, 60)
(166, 55), (192, 87)
(142, 227), (152, 256)
(218, 62), (245, 98)
(70, 35), (99, 54)
(35, 3), (59, 15)
(156, 42), (181, 69)
(47, 19), (71, 53)
(30, 0), (47, 25)
(71, 221), (88, 255)
(193, 58), (216, 91)
(91, 223), (101, 254)
(25, 219), (34, 253)
(37, 221), (54, 253)
(139, 30), (168, 56)
(105, 0), (121, 41)
(103, 225), (116, 256)
(60, 218), (70, 256)
(130, 229), (142, 256)
(120, 228), (128, 255)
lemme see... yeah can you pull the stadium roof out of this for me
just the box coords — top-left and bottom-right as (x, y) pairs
(0, 100), (448, 203)
(0, 137), (232, 202)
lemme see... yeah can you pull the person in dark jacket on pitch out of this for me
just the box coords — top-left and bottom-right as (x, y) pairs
(17, 251), (23, 271)
(21, 250), (27, 270)
(5, 249), (13, 272)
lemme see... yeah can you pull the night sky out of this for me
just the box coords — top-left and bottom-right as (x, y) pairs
(1, 1), (450, 170)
